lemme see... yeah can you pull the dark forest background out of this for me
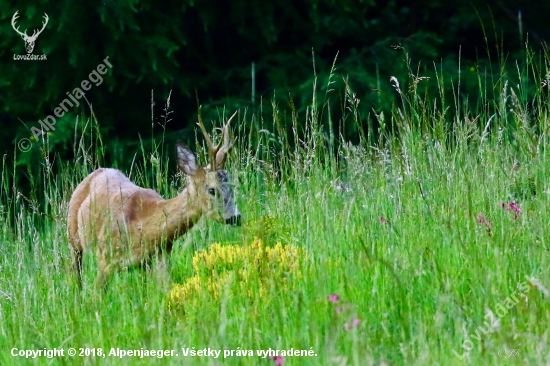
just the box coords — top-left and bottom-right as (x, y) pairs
(1, 0), (548, 180)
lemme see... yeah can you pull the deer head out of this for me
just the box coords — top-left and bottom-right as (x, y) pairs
(176, 109), (241, 226)
(11, 11), (49, 54)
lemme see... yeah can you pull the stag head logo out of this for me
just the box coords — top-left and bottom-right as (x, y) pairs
(11, 11), (49, 54)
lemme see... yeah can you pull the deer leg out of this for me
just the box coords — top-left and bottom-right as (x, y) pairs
(154, 255), (172, 293)
(95, 245), (114, 291)
(95, 265), (111, 291)
(71, 248), (83, 287)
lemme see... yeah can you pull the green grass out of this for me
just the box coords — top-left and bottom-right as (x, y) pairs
(1, 49), (550, 365)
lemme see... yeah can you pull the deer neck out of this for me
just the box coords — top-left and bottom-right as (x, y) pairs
(156, 185), (202, 242)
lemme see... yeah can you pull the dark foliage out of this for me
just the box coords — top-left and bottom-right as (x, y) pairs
(0, 0), (548, 171)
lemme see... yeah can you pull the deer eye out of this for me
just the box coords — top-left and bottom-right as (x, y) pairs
(208, 188), (216, 196)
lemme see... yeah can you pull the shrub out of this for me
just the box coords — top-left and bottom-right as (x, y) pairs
(170, 238), (307, 310)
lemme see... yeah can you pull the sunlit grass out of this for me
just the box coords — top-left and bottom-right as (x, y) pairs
(1, 46), (550, 365)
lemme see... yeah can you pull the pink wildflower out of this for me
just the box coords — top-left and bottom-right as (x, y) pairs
(509, 201), (521, 215)
(335, 307), (343, 313)
(328, 294), (339, 303)
(345, 318), (361, 331)
(379, 216), (389, 224)
(477, 213), (483, 224)
(344, 319), (360, 331)
(270, 356), (285, 365)
(501, 201), (521, 219)
(477, 213), (493, 228)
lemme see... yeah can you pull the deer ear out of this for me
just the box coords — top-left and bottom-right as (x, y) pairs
(176, 141), (199, 176)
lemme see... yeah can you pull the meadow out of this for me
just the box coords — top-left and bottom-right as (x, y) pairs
(1, 49), (550, 365)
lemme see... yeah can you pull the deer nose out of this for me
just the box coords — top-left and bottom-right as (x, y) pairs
(226, 214), (242, 226)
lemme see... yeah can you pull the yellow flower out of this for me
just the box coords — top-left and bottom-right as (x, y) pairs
(169, 238), (307, 311)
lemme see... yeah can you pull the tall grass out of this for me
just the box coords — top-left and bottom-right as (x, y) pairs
(1, 45), (549, 365)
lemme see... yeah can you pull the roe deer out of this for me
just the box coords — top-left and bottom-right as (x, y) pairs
(67, 110), (241, 288)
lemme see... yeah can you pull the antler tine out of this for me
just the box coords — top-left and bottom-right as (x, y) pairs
(214, 110), (237, 150)
(214, 110), (237, 170)
(196, 105), (217, 168)
(38, 13), (49, 34)
(11, 11), (27, 37)
(197, 107), (237, 170)
(28, 13), (48, 40)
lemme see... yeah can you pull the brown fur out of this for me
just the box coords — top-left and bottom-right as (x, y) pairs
(68, 150), (240, 288)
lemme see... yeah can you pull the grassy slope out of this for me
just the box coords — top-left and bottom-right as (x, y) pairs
(1, 54), (550, 366)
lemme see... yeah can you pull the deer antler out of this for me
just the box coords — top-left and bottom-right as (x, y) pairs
(11, 11), (27, 38)
(196, 107), (237, 170)
(29, 13), (49, 40)
(11, 11), (48, 41)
